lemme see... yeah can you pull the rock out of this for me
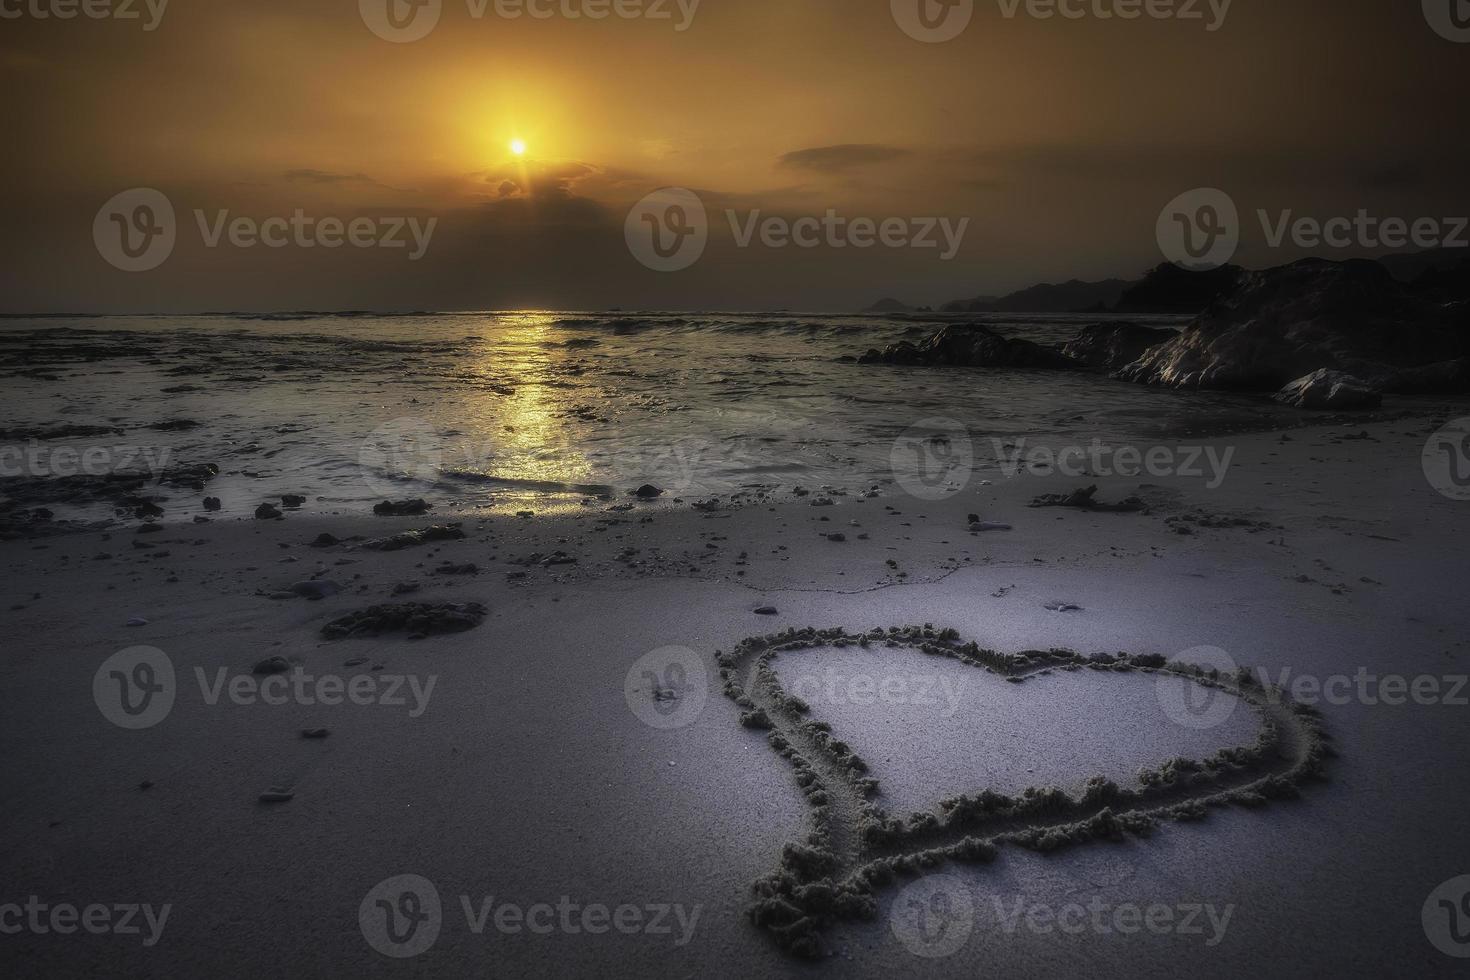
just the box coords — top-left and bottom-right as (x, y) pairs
(858, 324), (1078, 370)
(632, 484), (665, 499)
(392, 582), (421, 596)
(252, 656), (292, 675)
(290, 580), (343, 600)
(300, 729), (330, 739)
(1044, 601), (1084, 612)
(1116, 259), (1469, 391)
(125, 616), (148, 627)
(1273, 370), (1383, 410)
(1029, 485), (1146, 513)
(321, 601), (488, 639)
(1060, 322), (1178, 371)
(255, 503), (283, 520)
(202, 497), (222, 512)
(968, 521), (1013, 532)
(373, 499), (431, 516)
(825, 533), (847, 542)
(361, 525), (465, 551)
(149, 419), (202, 432)
(310, 533), (340, 547)
(754, 606), (779, 616)
(258, 790), (294, 804)
(433, 563), (480, 576)
(281, 494), (307, 508)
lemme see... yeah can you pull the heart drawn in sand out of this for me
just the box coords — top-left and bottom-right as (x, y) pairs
(715, 625), (1332, 959)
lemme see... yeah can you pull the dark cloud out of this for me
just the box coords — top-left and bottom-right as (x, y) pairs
(777, 144), (912, 174)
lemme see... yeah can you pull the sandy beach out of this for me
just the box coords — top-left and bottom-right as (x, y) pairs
(3, 412), (1467, 977)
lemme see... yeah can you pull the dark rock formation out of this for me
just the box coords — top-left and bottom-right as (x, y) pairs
(1273, 370), (1383, 410)
(859, 324), (1079, 370)
(1112, 263), (1244, 315)
(1116, 259), (1470, 391)
(1060, 322), (1178, 372)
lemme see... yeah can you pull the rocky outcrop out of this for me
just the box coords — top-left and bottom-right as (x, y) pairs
(1115, 259), (1470, 392)
(1273, 370), (1382, 410)
(1060, 322), (1178, 372)
(859, 324), (1079, 370)
(1112, 263), (1244, 315)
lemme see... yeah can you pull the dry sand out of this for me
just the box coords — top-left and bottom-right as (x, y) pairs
(2, 416), (1468, 977)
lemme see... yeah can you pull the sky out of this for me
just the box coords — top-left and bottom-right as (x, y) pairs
(0, 0), (1465, 312)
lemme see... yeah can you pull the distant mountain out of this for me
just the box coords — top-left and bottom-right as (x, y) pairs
(862, 297), (913, 313)
(1112, 263), (1244, 314)
(940, 278), (1131, 314)
(1376, 246), (1469, 283)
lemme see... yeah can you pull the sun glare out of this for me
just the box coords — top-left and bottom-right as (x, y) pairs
(510, 139), (527, 156)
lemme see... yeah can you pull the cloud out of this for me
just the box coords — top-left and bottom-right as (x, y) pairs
(777, 144), (912, 173)
(282, 169), (402, 192)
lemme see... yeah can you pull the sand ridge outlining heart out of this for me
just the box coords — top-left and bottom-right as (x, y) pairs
(715, 625), (1333, 959)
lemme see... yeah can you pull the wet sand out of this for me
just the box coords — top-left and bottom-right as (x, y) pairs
(2, 416), (1468, 977)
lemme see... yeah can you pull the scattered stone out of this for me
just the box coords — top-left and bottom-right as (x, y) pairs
(1029, 485), (1146, 513)
(1043, 601), (1084, 612)
(290, 580), (343, 600)
(300, 729), (330, 740)
(361, 526), (465, 551)
(321, 601), (488, 639)
(310, 533), (340, 547)
(281, 494), (307, 508)
(125, 617), (148, 627)
(373, 499), (431, 517)
(392, 582), (421, 596)
(632, 484), (664, 499)
(754, 606), (779, 616)
(255, 503), (283, 520)
(258, 790), (294, 804)
(252, 656), (293, 675)
(969, 522), (1013, 532)
(202, 497), (222, 512)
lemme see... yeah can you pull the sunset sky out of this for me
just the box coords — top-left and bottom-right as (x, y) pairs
(1, 0), (1464, 312)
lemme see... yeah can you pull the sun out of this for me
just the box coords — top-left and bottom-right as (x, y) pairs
(510, 139), (527, 156)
